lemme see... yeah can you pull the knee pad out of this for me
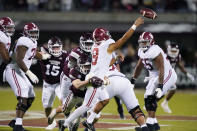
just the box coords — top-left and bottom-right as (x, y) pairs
(16, 97), (28, 112)
(145, 95), (157, 111)
(129, 105), (145, 121)
(26, 97), (35, 110)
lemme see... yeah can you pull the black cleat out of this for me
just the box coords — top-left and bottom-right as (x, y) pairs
(135, 126), (142, 131)
(13, 125), (30, 131)
(70, 121), (80, 131)
(58, 120), (66, 131)
(82, 120), (94, 131)
(154, 123), (160, 130)
(142, 126), (150, 131)
(147, 124), (155, 131)
(8, 119), (15, 128)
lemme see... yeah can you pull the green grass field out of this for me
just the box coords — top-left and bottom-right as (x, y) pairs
(0, 87), (197, 131)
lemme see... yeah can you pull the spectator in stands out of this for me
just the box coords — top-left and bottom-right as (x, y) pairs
(155, 0), (166, 12)
(0, 0), (4, 11)
(15, 0), (27, 11)
(61, 0), (73, 11)
(121, 0), (138, 11)
(27, 0), (39, 11)
(39, 0), (48, 10)
(142, 0), (154, 9)
(186, 0), (197, 12)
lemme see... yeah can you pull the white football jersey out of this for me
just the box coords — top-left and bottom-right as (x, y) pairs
(0, 30), (11, 65)
(138, 45), (172, 77)
(9, 36), (37, 70)
(107, 52), (125, 77)
(89, 38), (115, 79)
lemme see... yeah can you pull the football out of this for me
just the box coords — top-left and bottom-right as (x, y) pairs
(140, 8), (157, 20)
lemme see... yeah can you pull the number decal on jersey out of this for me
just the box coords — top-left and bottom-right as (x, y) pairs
(28, 48), (36, 60)
(92, 48), (99, 65)
(45, 64), (60, 76)
(142, 59), (153, 70)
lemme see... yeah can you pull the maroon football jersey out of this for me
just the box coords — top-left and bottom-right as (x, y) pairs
(63, 46), (90, 76)
(167, 54), (181, 68)
(69, 68), (86, 98)
(40, 48), (68, 84)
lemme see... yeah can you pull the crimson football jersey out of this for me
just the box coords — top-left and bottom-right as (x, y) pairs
(40, 47), (68, 84)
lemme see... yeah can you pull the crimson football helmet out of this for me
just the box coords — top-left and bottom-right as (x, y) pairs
(0, 17), (15, 36)
(77, 55), (91, 75)
(138, 32), (155, 51)
(92, 28), (111, 44)
(23, 22), (39, 41)
(48, 36), (63, 57)
(80, 33), (94, 52)
(167, 42), (179, 58)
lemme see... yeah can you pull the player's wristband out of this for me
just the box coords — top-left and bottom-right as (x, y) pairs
(158, 84), (163, 90)
(131, 25), (137, 31)
(130, 77), (136, 84)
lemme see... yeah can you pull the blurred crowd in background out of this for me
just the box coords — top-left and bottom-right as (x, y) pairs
(0, 0), (196, 12)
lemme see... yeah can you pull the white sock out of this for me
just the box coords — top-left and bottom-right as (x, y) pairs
(146, 117), (154, 124)
(141, 124), (147, 128)
(15, 118), (22, 125)
(153, 118), (158, 123)
(164, 99), (168, 104)
(63, 105), (89, 127)
(87, 112), (97, 123)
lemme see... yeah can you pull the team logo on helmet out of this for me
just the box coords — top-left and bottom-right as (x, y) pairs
(48, 36), (63, 57)
(138, 32), (154, 51)
(92, 28), (111, 44)
(77, 55), (91, 75)
(79, 33), (94, 52)
(23, 22), (39, 41)
(0, 17), (15, 36)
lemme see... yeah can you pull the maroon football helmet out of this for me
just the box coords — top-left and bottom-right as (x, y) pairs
(167, 42), (179, 58)
(77, 55), (91, 75)
(23, 22), (39, 41)
(80, 33), (94, 52)
(48, 36), (62, 57)
(138, 32), (154, 51)
(0, 17), (15, 36)
(92, 28), (111, 44)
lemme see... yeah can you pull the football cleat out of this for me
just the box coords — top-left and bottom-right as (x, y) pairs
(58, 120), (67, 131)
(82, 120), (95, 131)
(161, 101), (172, 113)
(8, 119), (15, 128)
(13, 125), (29, 131)
(45, 120), (57, 130)
(147, 124), (155, 131)
(154, 123), (160, 130)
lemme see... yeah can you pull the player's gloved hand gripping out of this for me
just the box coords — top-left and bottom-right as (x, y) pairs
(26, 70), (39, 84)
(155, 84), (163, 98)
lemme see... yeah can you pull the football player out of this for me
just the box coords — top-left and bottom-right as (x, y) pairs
(161, 42), (194, 113)
(82, 52), (149, 131)
(131, 32), (177, 131)
(48, 55), (102, 131)
(0, 17), (15, 69)
(39, 36), (68, 130)
(4, 23), (50, 131)
(58, 17), (144, 131)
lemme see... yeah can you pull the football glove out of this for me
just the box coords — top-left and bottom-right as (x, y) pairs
(26, 70), (39, 84)
(186, 73), (194, 81)
(89, 76), (103, 88)
(155, 84), (163, 98)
